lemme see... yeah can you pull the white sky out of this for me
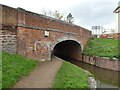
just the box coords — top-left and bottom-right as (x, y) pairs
(0, 0), (119, 30)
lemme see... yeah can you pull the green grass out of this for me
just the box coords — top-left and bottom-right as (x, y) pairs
(2, 52), (38, 88)
(83, 38), (120, 59)
(52, 61), (92, 88)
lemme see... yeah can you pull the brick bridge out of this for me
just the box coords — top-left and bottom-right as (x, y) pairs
(0, 5), (91, 61)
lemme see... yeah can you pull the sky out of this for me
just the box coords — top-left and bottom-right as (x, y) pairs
(0, 0), (119, 31)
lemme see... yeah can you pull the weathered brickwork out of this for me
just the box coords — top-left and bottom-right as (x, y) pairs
(1, 5), (92, 61)
(17, 27), (83, 60)
(0, 5), (17, 53)
(2, 5), (17, 25)
(0, 27), (17, 53)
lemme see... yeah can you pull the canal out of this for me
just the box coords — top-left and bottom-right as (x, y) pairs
(51, 39), (119, 88)
(66, 58), (120, 88)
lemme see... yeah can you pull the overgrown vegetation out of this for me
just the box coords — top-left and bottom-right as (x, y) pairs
(83, 38), (120, 59)
(2, 52), (38, 88)
(52, 61), (91, 88)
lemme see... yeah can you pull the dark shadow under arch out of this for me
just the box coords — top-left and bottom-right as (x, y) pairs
(52, 40), (82, 61)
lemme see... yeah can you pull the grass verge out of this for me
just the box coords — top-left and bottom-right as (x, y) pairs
(52, 61), (91, 88)
(2, 52), (38, 88)
(83, 38), (120, 59)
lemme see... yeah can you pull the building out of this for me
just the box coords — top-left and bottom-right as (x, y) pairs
(114, 1), (120, 33)
(92, 25), (116, 38)
(92, 26), (103, 37)
(102, 28), (115, 34)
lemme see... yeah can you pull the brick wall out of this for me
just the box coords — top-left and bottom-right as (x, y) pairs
(1, 26), (17, 53)
(2, 5), (17, 25)
(82, 55), (120, 71)
(18, 8), (90, 35)
(17, 27), (81, 60)
(17, 7), (91, 47)
(0, 5), (17, 53)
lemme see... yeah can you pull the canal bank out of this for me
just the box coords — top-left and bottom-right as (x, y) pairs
(82, 55), (120, 71)
(68, 59), (120, 88)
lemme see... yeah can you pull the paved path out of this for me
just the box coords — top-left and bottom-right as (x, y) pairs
(13, 56), (63, 88)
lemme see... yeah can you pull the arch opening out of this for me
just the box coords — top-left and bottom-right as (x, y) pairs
(52, 40), (82, 61)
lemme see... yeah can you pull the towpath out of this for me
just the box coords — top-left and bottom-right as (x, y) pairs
(13, 56), (63, 88)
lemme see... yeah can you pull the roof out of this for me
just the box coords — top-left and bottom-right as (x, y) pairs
(114, 1), (120, 13)
(114, 6), (120, 13)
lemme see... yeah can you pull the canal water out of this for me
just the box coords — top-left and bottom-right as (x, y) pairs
(66, 59), (120, 88)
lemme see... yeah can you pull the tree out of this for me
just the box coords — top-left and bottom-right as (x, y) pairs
(42, 10), (74, 23)
(42, 10), (64, 20)
(64, 13), (74, 23)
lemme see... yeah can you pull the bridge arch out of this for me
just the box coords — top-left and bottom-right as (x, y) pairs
(51, 37), (83, 61)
